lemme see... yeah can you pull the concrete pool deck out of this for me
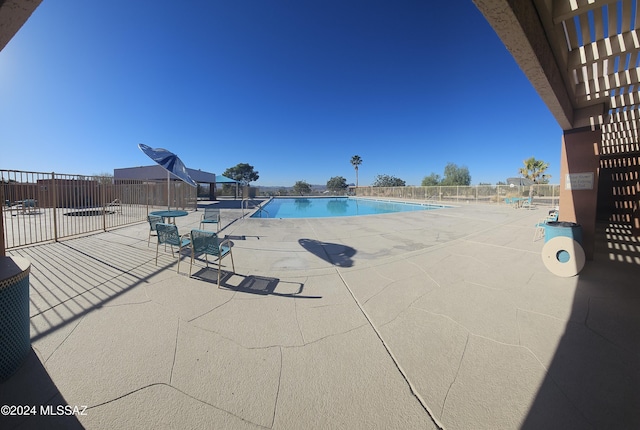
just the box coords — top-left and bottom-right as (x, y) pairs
(1, 203), (639, 429)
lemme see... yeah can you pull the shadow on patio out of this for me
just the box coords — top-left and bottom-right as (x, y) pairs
(522, 221), (640, 429)
(18, 238), (177, 343)
(298, 238), (356, 267)
(0, 349), (84, 429)
(191, 268), (321, 299)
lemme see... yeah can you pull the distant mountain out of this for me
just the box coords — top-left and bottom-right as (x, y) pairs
(257, 184), (327, 192)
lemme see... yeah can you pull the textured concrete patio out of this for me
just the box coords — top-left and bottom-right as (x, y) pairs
(1, 202), (639, 429)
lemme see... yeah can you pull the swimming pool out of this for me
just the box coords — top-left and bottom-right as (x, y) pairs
(251, 197), (446, 219)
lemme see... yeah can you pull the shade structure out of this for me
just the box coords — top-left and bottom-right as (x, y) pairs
(138, 144), (197, 209)
(214, 175), (240, 199)
(506, 177), (534, 186)
(214, 175), (237, 184)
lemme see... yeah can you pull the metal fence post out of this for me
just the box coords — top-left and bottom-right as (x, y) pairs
(51, 172), (58, 242)
(101, 179), (107, 232)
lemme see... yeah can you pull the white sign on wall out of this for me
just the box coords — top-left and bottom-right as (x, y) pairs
(565, 172), (594, 190)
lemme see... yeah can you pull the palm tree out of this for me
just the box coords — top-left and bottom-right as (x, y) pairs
(350, 155), (362, 188)
(519, 157), (550, 183)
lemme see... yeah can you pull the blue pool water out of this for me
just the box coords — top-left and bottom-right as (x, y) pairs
(251, 197), (445, 219)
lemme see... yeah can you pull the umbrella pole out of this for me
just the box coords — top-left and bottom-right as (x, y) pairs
(167, 171), (170, 211)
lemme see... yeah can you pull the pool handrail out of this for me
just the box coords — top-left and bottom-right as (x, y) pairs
(242, 198), (270, 218)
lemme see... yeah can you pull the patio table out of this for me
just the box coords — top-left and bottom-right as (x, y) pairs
(150, 210), (188, 224)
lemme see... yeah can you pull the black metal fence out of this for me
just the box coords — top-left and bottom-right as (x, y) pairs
(355, 184), (560, 206)
(1, 170), (197, 250)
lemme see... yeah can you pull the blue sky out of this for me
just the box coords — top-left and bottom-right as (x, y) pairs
(0, 0), (561, 186)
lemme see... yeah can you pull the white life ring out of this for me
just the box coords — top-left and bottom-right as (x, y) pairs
(541, 236), (586, 277)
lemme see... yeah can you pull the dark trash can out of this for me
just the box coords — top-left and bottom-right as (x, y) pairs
(544, 221), (583, 246)
(0, 256), (31, 381)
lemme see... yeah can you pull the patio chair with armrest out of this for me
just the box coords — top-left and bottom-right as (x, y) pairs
(147, 214), (164, 246)
(155, 223), (191, 273)
(533, 210), (559, 241)
(521, 196), (533, 209)
(189, 229), (235, 287)
(200, 207), (221, 232)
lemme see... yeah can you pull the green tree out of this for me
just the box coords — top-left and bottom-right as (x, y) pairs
(372, 174), (406, 187)
(293, 180), (312, 195)
(440, 163), (471, 186)
(326, 176), (348, 193)
(350, 155), (362, 187)
(421, 173), (441, 186)
(223, 163), (259, 186)
(518, 157), (550, 183)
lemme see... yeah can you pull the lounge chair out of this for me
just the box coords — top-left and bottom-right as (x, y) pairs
(189, 229), (235, 287)
(108, 199), (122, 214)
(521, 196), (533, 209)
(200, 207), (221, 232)
(147, 214), (164, 246)
(155, 223), (191, 273)
(533, 210), (559, 241)
(21, 199), (38, 214)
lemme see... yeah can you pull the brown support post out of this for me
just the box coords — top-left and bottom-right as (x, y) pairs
(559, 128), (601, 260)
(209, 181), (216, 201)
